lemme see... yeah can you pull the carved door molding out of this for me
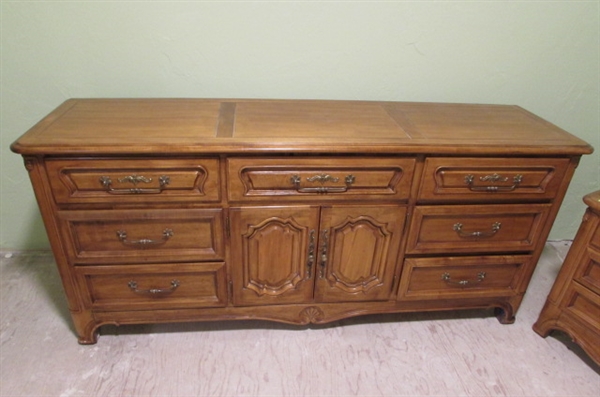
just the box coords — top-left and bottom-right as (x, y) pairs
(231, 205), (406, 306)
(315, 205), (406, 302)
(230, 206), (319, 306)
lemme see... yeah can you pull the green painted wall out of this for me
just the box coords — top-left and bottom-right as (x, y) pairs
(1, 1), (598, 250)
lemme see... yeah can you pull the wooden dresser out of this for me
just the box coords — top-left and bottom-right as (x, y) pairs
(534, 191), (600, 365)
(11, 99), (593, 344)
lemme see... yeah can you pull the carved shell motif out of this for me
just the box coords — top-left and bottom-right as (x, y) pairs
(299, 306), (324, 324)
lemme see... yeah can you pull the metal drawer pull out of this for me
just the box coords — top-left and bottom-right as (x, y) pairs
(128, 279), (180, 295)
(464, 173), (523, 192)
(116, 228), (174, 246)
(99, 174), (170, 194)
(319, 230), (329, 278)
(291, 174), (355, 193)
(306, 230), (316, 278)
(453, 222), (501, 238)
(441, 272), (486, 286)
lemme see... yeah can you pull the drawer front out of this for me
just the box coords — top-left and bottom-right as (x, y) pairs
(76, 263), (227, 310)
(398, 255), (532, 300)
(418, 157), (569, 201)
(58, 209), (224, 264)
(406, 204), (551, 255)
(227, 157), (415, 202)
(574, 246), (600, 295)
(46, 158), (220, 204)
(562, 283), (600, 331)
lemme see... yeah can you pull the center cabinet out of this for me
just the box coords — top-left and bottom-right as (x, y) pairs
(227, 157), (415, 306)
(230, 205), (407, 305)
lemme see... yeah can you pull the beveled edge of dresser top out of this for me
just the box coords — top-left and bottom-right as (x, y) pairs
(10, 98), (594, 156)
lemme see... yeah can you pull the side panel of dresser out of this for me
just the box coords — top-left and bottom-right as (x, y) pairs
(21, 157), (97, 343)
(533, 201), (600, 365)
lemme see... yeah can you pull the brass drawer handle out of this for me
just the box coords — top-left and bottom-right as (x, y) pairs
(116, 228), (174, 246)
(128, 279), (180, 295)
(453, 222), (501, 238)
(291, 174), (355, 193)
(99, 174), (170, 194)
(319, 230), (329, 278)
(306, 230), (316, 279)
(441, 272), (486, 286)
(464, 173), (523, 192)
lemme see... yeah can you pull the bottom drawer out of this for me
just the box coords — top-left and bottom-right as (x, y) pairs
(398, 255), (533, 300)
(563, 282), (600, 331)
(76, 263), (227, 310)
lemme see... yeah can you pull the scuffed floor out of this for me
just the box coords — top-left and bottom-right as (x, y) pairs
(1, 243), (598, 397)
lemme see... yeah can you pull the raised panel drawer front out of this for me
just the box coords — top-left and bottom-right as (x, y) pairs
(227, 157), (416, 202)
(75, 263), (227, 310)
(405, 204), (551, 255)
(573, 246), (600, 295)
(46, 158), (220, 204)
(58, 209), (224, 264)
(398, 255), (532, 300)
(418, 157), (569, 202)
(563, 283), (600, 332)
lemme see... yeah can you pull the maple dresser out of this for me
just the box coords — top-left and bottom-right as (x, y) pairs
(534, 190), (600, 365)
(11, 99), (593, 344)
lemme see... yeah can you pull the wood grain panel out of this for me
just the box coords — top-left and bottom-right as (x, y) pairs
(46, 158), (220, 204)
(75, 262), (227, 310)
(405, 204), (551, 255)
(58, 209), (224, 264)
(315, 205), (406, 302)
(227, 157), (415, 202)
(229, 206), (320, 306)
(399, 255), (533, 300)
(418, 157), (569, 202)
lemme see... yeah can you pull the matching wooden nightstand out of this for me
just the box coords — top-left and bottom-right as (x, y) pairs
(534, 190), (600, 365)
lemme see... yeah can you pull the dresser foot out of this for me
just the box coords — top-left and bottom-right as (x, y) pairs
(72, 310), (100, 345)
(77, 332), (99, 345)
(533, 301), (560, 337)
(494, 306), (515, 324)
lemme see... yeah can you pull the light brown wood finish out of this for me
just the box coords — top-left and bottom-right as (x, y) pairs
(534, 190), (600, 365)
(10, 98), (593, 344)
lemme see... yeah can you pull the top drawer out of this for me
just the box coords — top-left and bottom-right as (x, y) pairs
(46, 158), (220, 204)
(418, 157), (570, 202)
(227, 157), (416, 202)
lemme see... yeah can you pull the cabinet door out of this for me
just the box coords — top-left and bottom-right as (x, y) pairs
(315, 205), (406, 302)
(230, 206), (320, 306)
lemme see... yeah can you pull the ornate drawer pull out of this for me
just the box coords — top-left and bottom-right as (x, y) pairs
(99, 174), (170, 194)
(319, 230), (329, 278)
(291, 174), (355, 193)
(306, 230), (316, 279)
(116, 228), (174, 246)
(453, 222), (501, 238)
(464, 173), (523, 192)
(128, 279), (180, 295)
(441, 272), (486, 286)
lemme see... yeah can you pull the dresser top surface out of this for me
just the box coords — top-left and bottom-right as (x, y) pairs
(11, 98), (593, 156)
